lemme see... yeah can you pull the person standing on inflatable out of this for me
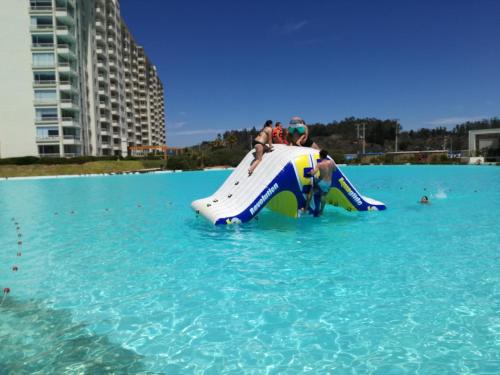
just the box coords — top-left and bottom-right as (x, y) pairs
(248, 120), (274, 175)
(306, 149), (337, 216)
(288, 117), (320, 149)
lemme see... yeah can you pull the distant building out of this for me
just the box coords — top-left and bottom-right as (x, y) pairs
(0, 0), (166, 158)
(468, 128), (500, 156)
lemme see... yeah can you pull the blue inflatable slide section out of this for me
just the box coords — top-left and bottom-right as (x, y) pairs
(192, 145), (386, 225)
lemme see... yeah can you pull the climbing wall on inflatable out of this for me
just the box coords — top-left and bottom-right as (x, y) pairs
(191, 144), (386, 225)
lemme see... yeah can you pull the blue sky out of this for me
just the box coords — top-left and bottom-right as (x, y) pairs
(120, 0), (500, 147)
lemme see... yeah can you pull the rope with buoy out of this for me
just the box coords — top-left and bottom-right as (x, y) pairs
(1, 217), (23, 306)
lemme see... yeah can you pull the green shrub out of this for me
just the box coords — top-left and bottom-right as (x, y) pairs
(141, 160), (166, 169)
(38, 156), (117, 165)
(166, 155), (198, 170)
(0, 156), (40, 165)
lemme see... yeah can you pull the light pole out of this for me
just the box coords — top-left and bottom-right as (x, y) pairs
(395, 121), (399, 152)
(362, 122), (366, 155)
(356, 123), (360, 155)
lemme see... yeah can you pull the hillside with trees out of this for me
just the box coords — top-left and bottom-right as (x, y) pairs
(166, 117), (500, 169)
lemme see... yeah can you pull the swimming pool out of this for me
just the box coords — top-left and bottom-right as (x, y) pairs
(1, 166), (499, 373)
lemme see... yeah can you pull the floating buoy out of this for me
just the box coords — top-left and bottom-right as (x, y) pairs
(54, 212), (58, 215)
(137, 204), (142, 208)
(70, 211), (75, 214)
(17, 240), (22, 245)
(17, 252), (21, 257)
(3, 288), (9, 294)
(17, 233), (22, 238)
(12, 266), (18, 272)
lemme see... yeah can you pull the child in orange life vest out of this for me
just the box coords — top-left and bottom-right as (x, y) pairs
(272, 122), (288, 144)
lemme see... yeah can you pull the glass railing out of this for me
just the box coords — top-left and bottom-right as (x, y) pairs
(31, 24), (54, 31)
(34, 98), (58, 105)
(61, 117), (77, 123)
(32, 42), (54, 49)
(30, 5), (53, 11)
(56, 25), (74, 34)
(35, 117), (59, 122)
(63, 135), (80, 140)
(34, 80), (56, 85)
(60, 98), (79, 105)
(57, 62), (75, 69)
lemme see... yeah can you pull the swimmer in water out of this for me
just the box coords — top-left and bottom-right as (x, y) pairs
(420, 195), (429, 204)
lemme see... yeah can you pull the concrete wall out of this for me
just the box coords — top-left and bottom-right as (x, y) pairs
(0, 1), (38, 158)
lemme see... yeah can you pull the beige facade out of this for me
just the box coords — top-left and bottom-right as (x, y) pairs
(0, 0), (166, 158)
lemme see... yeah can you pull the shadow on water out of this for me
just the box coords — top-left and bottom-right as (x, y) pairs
(0, 297), (149, 375)
(188, 207), (361, 236)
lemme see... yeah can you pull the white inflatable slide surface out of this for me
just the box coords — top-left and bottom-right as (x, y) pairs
(191, 144), (386, 225)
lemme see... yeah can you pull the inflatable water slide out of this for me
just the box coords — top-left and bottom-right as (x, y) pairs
(192, 144), (386, 225)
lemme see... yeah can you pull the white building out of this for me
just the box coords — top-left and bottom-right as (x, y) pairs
(0, 0), (166, 158)
(468, 128), (500, 156)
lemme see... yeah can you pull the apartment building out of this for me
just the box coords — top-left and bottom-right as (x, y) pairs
(0, 0), (166, 158)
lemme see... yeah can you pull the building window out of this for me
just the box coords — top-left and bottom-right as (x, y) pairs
(38, 145), (60, 155)
(36, 127), (59, 139)
(32, 53), (55, 67)
(34, 90), (57, 104)
(35, 107), (58, 121)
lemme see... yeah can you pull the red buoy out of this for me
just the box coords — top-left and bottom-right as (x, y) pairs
(3, 288), (10, 294)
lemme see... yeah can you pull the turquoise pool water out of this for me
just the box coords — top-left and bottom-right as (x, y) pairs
(0, 166), (499, 374)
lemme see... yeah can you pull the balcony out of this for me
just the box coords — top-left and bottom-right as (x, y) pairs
(30, 24), (54, 33)
(55, 7), (75, 24)
(63, 135), (81, 144)
(56, 25), (75, 42)
(97, 60), (106, 70)
(61, 117), (78, 126)
(60, 98), (79, 110)
(36, 134), (60, 143)
(30, 5), (53, 14)
(57, 44), (76, 59)
(96, 47), (105, 56)
(57, 62), (77, 75)
(33, 79), (56, 88)
(34, 97), (58, 106)
(95, 20), (105, 31)
(35, 116), (59, 124)
(59, 80), (77, 92)
(31, 42), (54, 51)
